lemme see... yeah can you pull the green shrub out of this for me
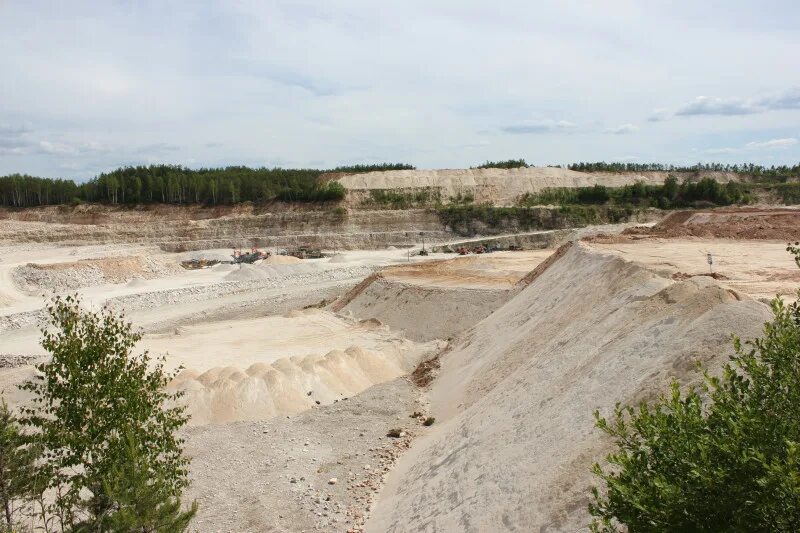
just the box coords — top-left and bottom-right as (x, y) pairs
(365, 188), (440, 208)
(474, 159), (529, 169)
(20, 295), (195, 531)
(0, 400), (41, 532)
(777, 183), (800, 205)
(590, 248), (800, 531)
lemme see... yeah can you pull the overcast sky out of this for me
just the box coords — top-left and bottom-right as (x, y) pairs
(1, 1), (799, 179)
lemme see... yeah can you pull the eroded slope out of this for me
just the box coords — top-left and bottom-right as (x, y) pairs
(367, 244), (770, 531)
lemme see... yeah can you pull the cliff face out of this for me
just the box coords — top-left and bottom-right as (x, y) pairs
(0, 205), (450, 250)
(336, 167), (740, 207)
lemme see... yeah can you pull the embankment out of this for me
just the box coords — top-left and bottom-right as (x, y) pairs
(367, 243), (771, 531)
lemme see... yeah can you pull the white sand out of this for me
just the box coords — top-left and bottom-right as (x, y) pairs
(337, 166), (677, 206)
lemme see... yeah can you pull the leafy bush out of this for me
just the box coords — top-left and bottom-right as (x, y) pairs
(590, 247), (800, 531)
(19, 295), (195, 531)
(776, 183), (800, 205)
(0, 400), (41, 532)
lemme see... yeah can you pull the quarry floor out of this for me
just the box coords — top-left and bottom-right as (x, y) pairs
(1, 209), (797, 531)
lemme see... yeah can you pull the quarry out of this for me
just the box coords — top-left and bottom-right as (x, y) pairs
(1, 167), (798, 532)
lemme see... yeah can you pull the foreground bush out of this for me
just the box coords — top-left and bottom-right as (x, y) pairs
(590, 248), (800, 531)
(0, 400), (40, 532)
(19, 295), (195, 531)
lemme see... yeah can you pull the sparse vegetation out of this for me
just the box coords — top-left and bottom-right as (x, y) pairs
(590, 247), (800, 531)
(473, 159), (529, 169)
(437, 204), (636, 236)
(0, 400), (40, 532)
(386, 429), (404, 438)
(422, 417), (435, 426)
(364, 188), (441, 209)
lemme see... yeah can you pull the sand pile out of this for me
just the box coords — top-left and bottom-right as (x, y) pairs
(12, 255), (180, 292)
(263, 254), (302, 264)
(169, 343), (440, 425)
(367, 243), (771, 531)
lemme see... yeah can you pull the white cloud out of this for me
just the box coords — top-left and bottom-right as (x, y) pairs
(603, 123), (638, 135)
(745, 138), (798, 150)
(676, 96), (758, 116)
(36, 140), (109, 156)
(702, 147), (738, 155)
(501, 120), (577, 134)
(675, 88), (800, 117)
(700, 138), (799, 155)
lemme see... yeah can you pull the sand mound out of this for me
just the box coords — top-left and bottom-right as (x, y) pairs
(169, 342), (440, 425)
(328, 254), (352, 263)
(263, 255), (302, 264)
(368, 243), (770, 531)
(13, 255), (180, 292)
(223, 264), (269, 282)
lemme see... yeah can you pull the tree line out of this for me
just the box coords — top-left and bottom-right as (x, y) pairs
(520, 177), (750, 209)
(473, 159), (529, 169)
(0, 163), (415, 208)
(567, 161), (800, 179)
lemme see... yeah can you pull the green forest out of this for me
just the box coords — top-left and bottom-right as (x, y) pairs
(1, 161), (799, 208)
(567, 161), (800, 179)
(0, 163), (414, 207)
(519, 176), (751, 209)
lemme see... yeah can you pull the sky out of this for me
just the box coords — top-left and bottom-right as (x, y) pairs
(1, 1), (799, 180)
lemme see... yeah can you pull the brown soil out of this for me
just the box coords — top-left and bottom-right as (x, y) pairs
(671, 271), (730, 281)
(624, 208), (800, 240)
(410, 355), (441, 388)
